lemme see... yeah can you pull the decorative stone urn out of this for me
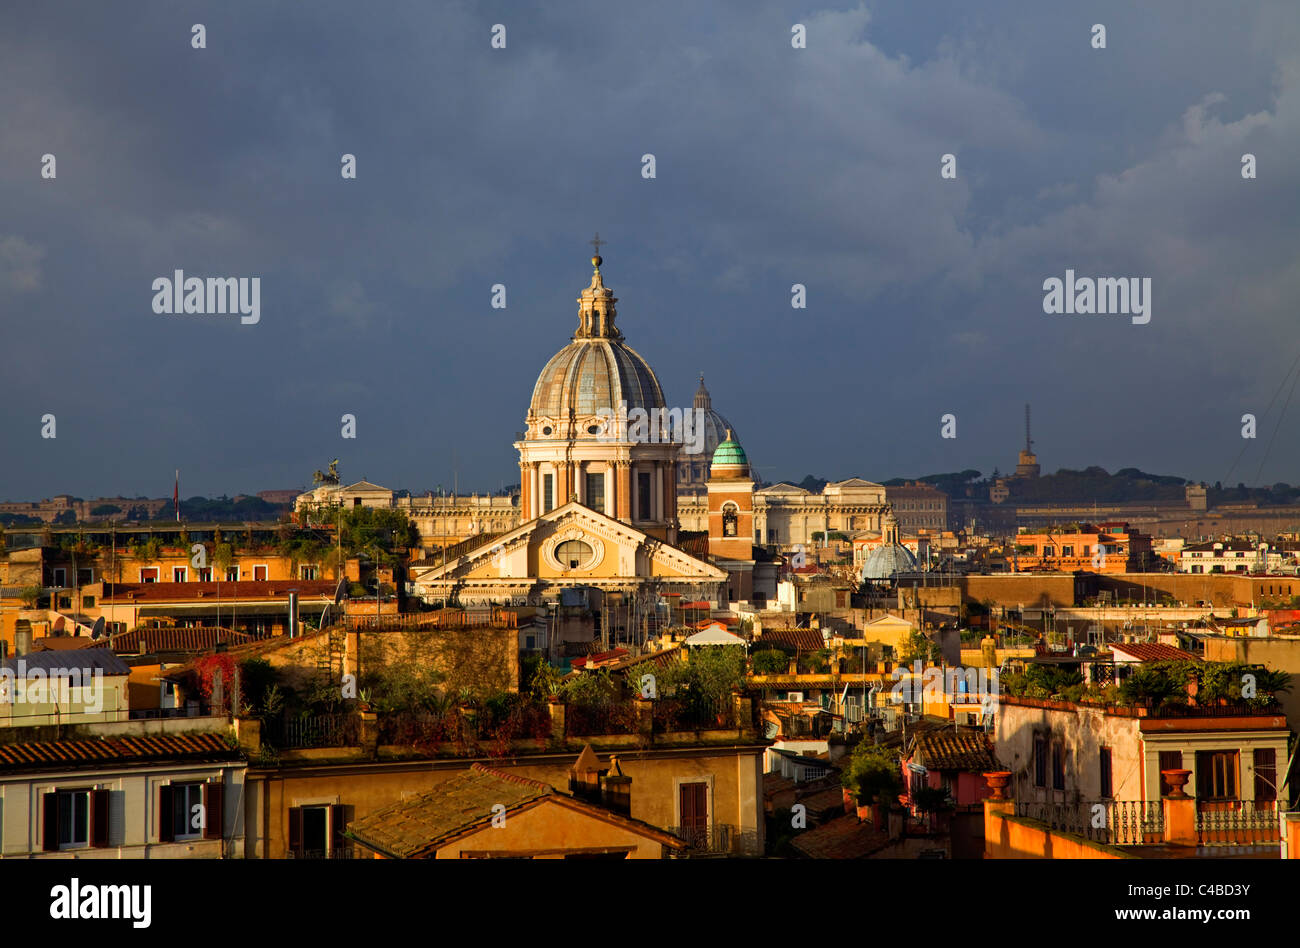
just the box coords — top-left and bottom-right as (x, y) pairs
(1161, 769), (1192, 798)
(983, 771), (1012, 800)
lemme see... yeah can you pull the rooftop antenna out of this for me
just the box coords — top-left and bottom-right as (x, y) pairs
(1025, 403), (1033, 454)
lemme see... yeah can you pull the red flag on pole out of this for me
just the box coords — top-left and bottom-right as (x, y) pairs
(174, 470), (180, 522)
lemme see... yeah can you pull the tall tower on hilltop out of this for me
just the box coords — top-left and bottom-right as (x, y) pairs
(1015, 403), (1041, 478)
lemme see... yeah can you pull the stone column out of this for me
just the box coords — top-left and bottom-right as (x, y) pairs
(653, 465), (663, 522)
(635, 696), (653, 737)
(548, 697), (566, 744)
(556, 462), (570, 506)
(616, 461), (631, 522)
(519, 463), (530, 520)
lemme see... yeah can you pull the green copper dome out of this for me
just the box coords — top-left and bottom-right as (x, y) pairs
(711, 430), (748, 467)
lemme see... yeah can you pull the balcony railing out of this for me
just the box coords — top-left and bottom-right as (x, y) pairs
(264, 713), (360, 749)
(1196, 801), (1280, 847)
(1145, 702), (1282, 719)
(285, 846), (364, 859)
(1014, 800), (1164, 846)
(667, 823), (761, 857)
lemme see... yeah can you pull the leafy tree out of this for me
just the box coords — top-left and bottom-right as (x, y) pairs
(841, 741), (903, 805)
(899, 631), (939, 663)
(752, 648), (790, 675)
(213, 543), (236, 574)
(330, 507), (418, 567)
(648, 646), (746, 719)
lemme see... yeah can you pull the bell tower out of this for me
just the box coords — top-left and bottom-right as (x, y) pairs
(707, 430), (754, 602)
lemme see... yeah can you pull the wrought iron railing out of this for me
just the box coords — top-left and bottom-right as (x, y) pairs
(1146, 701), (1281, 718)
(285, 846), (364, 859)
(1196, 801), (1280, 847)
(1014, 800), (1163, 846)
(128, 706), (202, 720)
(264, 712), (360, 748)
(667, 823), (761, 857)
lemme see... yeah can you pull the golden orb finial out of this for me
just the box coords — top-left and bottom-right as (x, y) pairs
(590, 232), (606, 270)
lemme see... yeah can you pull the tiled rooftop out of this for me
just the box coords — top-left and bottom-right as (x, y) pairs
(791, 814), (893, 858)
(1109, 642), (1198, 662)
(912, 731), (1002, 772)
(0, 732), (236, 770)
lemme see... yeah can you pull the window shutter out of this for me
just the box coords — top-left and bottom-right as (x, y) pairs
(90, 789), (110, 848)
(158, 785), (175, 843)
(288, 807), (303, 856)
(331, 804), (347, 856)
(42, 792), (58, 852)
(203, 781), (225, 840)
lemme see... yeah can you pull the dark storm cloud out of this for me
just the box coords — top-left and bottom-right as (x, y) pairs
(1, 0), (1297, 499)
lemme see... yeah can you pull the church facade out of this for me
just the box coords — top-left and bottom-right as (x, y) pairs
(409, 253), (728, 609)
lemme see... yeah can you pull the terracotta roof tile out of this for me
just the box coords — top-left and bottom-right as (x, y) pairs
(913, 732), (1002, 772)
(346, 762), (686, 858)
(1109, 643), (1198, 663)
(102, 580), (336, 603)
(758, 628), (826, 651)
(791, 814), (893, 858)
(108, 626), (256, 653)
(0, 732), (236, 770)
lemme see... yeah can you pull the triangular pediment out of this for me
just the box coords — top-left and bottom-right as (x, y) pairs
(757, 483), (811, 496)
(410, 501), (727, 584)
(825, 477), (884, 491)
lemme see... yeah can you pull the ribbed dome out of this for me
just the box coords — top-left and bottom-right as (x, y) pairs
(525, 255), (667, 437)
(529, 340), (666, 420)
(861, 543), (917, 581)
(711, 430), (749, 470)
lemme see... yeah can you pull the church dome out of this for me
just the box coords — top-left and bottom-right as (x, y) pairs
(861, 543), (918, 581)
(525, 254), (666, 439)
(861, 511), (916, 581)
(710, 430), (749, 474)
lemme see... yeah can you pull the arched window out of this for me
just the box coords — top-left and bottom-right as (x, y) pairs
(722, 503), (738, 537)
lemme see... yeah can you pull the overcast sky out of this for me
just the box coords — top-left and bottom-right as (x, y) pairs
(2, 0), (1298, 500)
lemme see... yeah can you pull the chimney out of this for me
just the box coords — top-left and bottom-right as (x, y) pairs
(568, 744), (603, 804)
(601, 755), (632, 817)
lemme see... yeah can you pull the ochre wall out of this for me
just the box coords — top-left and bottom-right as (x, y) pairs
(248, 748), (762, 858)
(436, 799), (665, 858)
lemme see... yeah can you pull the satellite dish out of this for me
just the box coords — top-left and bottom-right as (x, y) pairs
(91, 617), (106, 639)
